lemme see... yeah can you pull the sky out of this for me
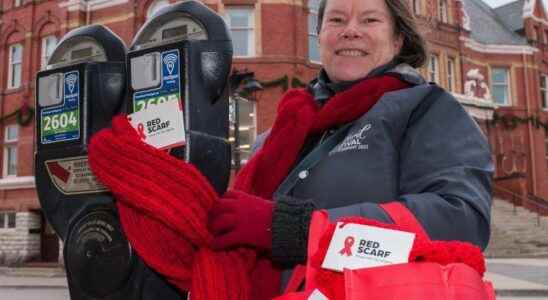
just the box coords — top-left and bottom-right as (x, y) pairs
(483, 0), (548, 9)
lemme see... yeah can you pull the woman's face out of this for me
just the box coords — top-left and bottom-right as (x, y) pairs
(319, 0), (403, 83)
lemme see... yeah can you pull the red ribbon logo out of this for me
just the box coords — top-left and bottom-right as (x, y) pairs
(339, 236), (355, 257)
(137, 123), (147, 140)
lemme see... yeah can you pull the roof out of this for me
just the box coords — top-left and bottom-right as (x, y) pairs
(494, 0), (525, 33)
(463, 0), (528, 45)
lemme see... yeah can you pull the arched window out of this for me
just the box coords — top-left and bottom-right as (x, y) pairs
(147, 0), (170, 20)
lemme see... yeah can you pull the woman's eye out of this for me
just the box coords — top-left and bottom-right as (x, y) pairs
(363, 18), (378, 23)
(329, 17), (344, 23)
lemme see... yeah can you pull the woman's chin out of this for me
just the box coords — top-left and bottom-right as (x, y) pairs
(330, 70), (371, 83)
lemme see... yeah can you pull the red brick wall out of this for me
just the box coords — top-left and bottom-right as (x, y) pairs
(0, 0), (547, 213)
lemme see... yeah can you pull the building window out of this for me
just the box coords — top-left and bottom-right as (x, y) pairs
(41, 36), (58, 70)
(229, 96), (257, 169)
(3, 125), (18, 177)
(413, 0), (421, 15)
(308, 0), (320, 62)
(541, 75), (548, 109)
(545, 138), (548, 169)
(439, 0), (448, 23)
(492, 67), (510, 106)
(225, 7), (255, 57)
(147, 0), (170, 19)
(0, 212), (16, 229)
(428, 54), (439, 83)
(7, 44), (23, 89)
(14, 0), (22, 7)
(447, 57), (456, 92)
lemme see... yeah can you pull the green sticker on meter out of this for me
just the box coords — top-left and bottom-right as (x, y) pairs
(40, 71), (81, 144)
(41, 110), (79, 137)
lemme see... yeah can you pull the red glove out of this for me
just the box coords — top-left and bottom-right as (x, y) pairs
(208, 190), (274, 251)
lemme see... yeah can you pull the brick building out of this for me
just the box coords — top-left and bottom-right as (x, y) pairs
(0, 0), (546, 265)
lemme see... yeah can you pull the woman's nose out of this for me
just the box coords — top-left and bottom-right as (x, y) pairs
(340, 22), (362, 40)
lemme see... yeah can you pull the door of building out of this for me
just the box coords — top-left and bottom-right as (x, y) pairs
(41, 212), (60, 262)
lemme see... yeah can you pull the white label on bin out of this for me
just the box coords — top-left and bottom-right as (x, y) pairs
(321, 223), (415, 272)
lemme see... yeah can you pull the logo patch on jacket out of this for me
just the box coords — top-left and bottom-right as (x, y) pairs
(330, 124), (371, 155)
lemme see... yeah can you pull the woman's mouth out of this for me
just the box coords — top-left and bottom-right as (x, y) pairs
(335, 49), (368, 57)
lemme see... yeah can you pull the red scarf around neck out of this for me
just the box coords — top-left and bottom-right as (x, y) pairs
(87, 74), (409, 300)
(235, 74), (409, 199)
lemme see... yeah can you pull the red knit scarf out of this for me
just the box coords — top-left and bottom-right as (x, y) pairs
(88, 75), (408, 300)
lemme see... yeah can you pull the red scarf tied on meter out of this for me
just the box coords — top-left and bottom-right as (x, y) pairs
(88, 75), (410, 300)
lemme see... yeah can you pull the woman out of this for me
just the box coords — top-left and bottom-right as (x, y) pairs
(208, 0), (493, 292)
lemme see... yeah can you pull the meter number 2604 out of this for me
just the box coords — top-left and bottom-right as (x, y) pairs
(42, 111), (79, 134)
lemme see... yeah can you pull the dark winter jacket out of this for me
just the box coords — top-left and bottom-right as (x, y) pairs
(254, 64), (493, 277)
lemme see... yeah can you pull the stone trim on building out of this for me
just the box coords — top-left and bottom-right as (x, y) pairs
(0, 211), (41, 266)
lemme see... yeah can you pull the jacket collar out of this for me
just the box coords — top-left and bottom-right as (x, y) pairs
(308, 62), (425, 104)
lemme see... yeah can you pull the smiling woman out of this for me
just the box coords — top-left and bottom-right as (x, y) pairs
(318, 0), (403, 82)
(207, 0), (494, 297)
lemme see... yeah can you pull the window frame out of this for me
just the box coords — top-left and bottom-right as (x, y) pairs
(413, 0), (422, 15)
(41, 35), (58, 70)
(545, 137), (548, 169)
(7, 43), (23, 89)
(428, 54), (439, 83)
(491, 67), (511, 106)
(225, 7), (256, 58)
(3, 125), (18, 178)
(308, 0), (321, 63)
(438, 0), (449, 23)
(229, 95), (257, 168)
(0, 211), (16, 229)
(447, 57), (456, 92)
(540, 75), (548, 110)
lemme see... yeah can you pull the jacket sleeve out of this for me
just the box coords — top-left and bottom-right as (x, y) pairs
(327, 91), (494, 250)
(270, 91), (493, 267)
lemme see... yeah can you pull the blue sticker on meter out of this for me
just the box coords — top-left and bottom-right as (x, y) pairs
(133, 49), (182, 112)
(40, 71), (80, 144)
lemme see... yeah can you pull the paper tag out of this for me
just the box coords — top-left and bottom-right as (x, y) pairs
(308, 289), (329, 300)
(321, 223), (415, 272)
(128, 100), (185, 149)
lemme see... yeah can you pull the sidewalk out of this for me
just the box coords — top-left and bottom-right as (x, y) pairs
(486, 258), (548, 297)
(1, 259), (547, 297)
(0, 267), (67, 288)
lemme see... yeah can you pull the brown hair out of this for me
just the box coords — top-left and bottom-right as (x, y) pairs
(316, 0), (427, 68)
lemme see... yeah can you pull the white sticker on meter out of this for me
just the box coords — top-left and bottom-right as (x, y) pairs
(128, 99), (185, 150)
(45, 156), (108, 195)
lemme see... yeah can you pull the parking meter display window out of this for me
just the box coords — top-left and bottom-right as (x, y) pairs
(132, 49), (183, 113)
(38, 73), (63, 106)
(40, 70), (81, 144)
(45, 156), (108, 195)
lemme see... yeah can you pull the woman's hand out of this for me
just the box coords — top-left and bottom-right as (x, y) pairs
(208, 190), (274, 251)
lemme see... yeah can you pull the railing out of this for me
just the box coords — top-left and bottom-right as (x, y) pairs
(493, 184), (548, 226)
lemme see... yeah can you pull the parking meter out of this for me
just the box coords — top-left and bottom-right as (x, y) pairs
(35, 25), (183, 299)
(128, 0), (232, 195)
